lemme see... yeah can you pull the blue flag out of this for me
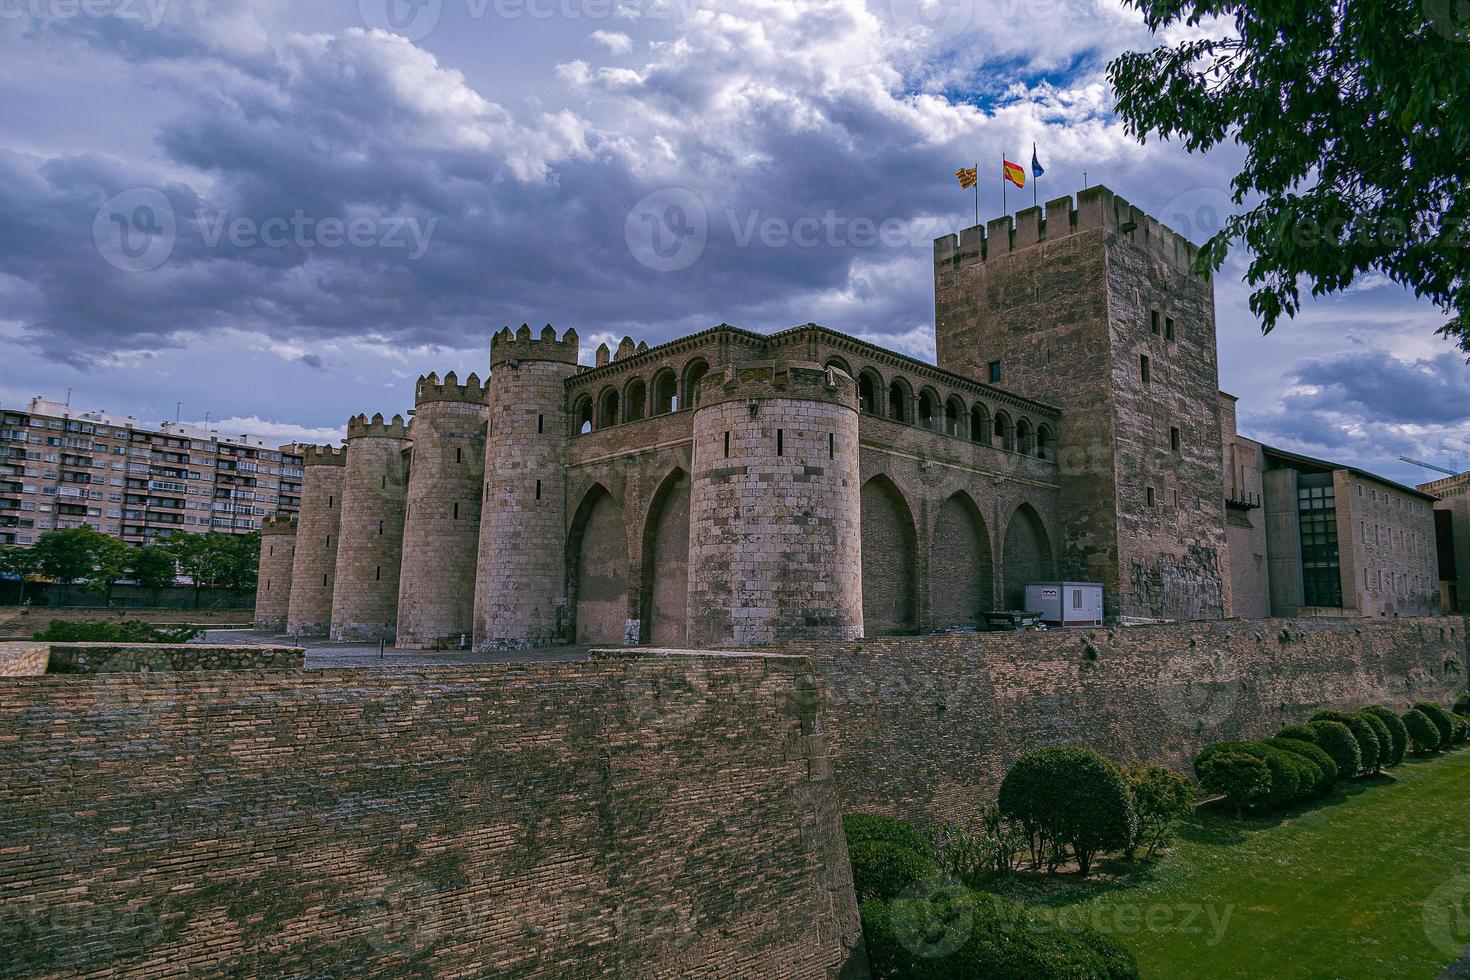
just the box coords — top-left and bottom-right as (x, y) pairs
(1032, 143), (1045, 178)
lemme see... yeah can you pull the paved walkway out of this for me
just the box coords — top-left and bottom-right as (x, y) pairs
(200, 629), (595, 668)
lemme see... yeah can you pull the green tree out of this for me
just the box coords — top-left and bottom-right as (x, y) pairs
(1198, 750), (1271, 818)
(1122, 763), (1195, 859)
(1109, 0), (1470, 352)
(159, 532), (210, 605)
(30, 527), (126, 594)
(126, 547), (178, 591)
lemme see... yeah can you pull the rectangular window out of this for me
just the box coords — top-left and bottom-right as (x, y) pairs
(1140, 355), (1151, 383)
(453, 502), (459, 519)
(724, 432), (730, 458)
(538, 415), (544, 434)
(829, 433), (834, 460)
(1165, 317), (1175, 341)
(776, 429), (784, 457)
(1146, 487), (1155, 507)
(988, 361), (1002, 383)
(375, 565), (381, 582)
(1297, 473), (1342, 607)
(380, 475), (386, 490)
(456, 447), (462, 463)
(1150, 310), (1160, 334)
(1072, 589), (1083, 609)
(1170, 426), (1181, 452)
(378, 520), (384, 535)
(535, 480), (542, 501)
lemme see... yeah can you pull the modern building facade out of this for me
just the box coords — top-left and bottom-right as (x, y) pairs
(1422, 470), (1470, 613)
(0, 396), (303, 549)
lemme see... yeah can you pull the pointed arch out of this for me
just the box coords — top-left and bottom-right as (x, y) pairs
(1001, 502), (1056, 610)
(931, 491), (994, 629)
(567, 483), (629, 644)
(640, 467), (691, 646)
(572, 394), (594, 435)
(860, 474), (918, 635)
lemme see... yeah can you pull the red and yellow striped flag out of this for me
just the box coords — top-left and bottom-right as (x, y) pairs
(1003, 159), (1026, 189)
(955, 166), (978, 189)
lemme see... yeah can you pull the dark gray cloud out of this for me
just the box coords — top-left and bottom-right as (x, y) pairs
(1289, 351), (1470, 426)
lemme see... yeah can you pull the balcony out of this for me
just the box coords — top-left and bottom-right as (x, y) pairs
(1226, 490), (1262, 511)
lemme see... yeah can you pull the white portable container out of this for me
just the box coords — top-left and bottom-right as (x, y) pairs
(1023, 582), (1104, 627)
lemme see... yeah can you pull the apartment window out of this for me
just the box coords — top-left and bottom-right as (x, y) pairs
(1140, 355), (1151, 383)
(988, 361), (1002, 383)
(1170, 427), (1181, 452)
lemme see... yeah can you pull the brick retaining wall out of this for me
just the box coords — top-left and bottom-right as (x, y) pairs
(783, 616), (1468, 826)
(43, 643), (305, 673)
(0, 656), (861, 978)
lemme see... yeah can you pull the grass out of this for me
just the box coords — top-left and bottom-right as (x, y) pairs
(988, 751), (1470, 979)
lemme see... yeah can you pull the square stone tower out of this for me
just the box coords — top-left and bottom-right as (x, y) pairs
(934, 185), (1228, 623)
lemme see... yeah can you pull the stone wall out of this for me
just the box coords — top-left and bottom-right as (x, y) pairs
(782, 616), (1467, 826)
(44, 643), (304, 673)
(0, 654), (862, 978)
(0, 642), (48, 676)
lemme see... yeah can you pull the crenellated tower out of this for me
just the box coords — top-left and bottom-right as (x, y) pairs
(286, 445), (346, 637)
(397, 371), (490, 648)
(330, 413), (412, 642)
(254, 513), (297, 632)
(472, 324), (579, 650)
(686, 361), (864, 647)
(933, 185), (1227, 623)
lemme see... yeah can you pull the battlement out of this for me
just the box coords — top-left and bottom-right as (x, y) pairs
(262, 513), (298, 535)
(594, 335), (651, 367)
(932, 185), (1203, 275)
(346, 412), (411, 441)
(490, 324), (579, 368)
(302, 444), (346, 467)
(695, 361), (858, 412)
(415, 371), (488, 406)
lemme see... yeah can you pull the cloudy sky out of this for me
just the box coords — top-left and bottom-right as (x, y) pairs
(0, 0), (1465, 483)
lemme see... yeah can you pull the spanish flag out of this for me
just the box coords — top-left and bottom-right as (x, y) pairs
(956, 166), (978, 190)
(1003, 159), (1026, 189)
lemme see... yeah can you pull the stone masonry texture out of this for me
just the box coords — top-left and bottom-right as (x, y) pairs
(253, 514), (296, 631)
(687, 364), (865, 647)
(396, 373), (489, 649)
(330, 415), (411, 642)
(781, 615), (1468, 826)
(285, 446), (345, 637)
(0, 654), (862, 978)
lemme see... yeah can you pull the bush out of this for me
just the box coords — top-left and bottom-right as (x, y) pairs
(1264, 738), (1337, 791)
(860, 890), (1140, 980)
(1402, 708), (1442, 755)
(1454, 717), (1470, 748)
(845, 813), (935, 860)
(1413, 701), (1456, 747)
(1307, 720), (1362, 779)
(33, 619), (202, 644)
(1354, 711), (1394, 772)
(1276, 723), (1319, 744)
(1121, 763), (1194, 859)
(1361, 706), (1409, 767)
(1197, 750), (1271, 817)
(997, 747), (1137, 876)
(845, 814), (939, 902)
(1310, 710), (1379, 775)
(1196, 741), (1307, 809)
(1454, 692), (1470, 717)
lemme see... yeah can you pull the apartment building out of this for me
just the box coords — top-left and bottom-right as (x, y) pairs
(0, 397), (304, 548)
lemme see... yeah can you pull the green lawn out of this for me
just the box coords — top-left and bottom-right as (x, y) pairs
(990, 751), (1470, 979)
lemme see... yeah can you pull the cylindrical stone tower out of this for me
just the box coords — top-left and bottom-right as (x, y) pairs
(329, 413), (412, 642)
(396, 371), (489, 649)
(286, 445), (346, 637)
(472, 324), (579, 650)
(686, 361), (864, 647)
(253, 513), (297, 632)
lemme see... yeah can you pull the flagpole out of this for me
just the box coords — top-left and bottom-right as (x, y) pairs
(1001, 155), (1006, 218)
(974, 160), (978, 227)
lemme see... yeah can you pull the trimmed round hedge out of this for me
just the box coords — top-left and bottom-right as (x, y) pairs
(1361, 706), (1409, 767)
(843, 813), (939, 903)
(1454, 692), (1470, 717)
(844, 813), (935, 860)
(1277, 723), (1319, 744)
(1402, 708), (1442, 754)
(1414, 701), (1456, 747)
(1354, 711), (1394, 771)
(997, 747), (1136, 876)
(1306, 720), (1361, 779)
(1454, 717), (1470, 747)
(1195, 741), (1308, 809)
(860, 890), (1141, 980)
(1264, 737), (1338, 790)
(1310, 710), (1379, 775)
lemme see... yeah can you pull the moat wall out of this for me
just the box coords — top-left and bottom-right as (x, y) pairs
(0, 654), (861, 978)
(783, 615), (1468, 825)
